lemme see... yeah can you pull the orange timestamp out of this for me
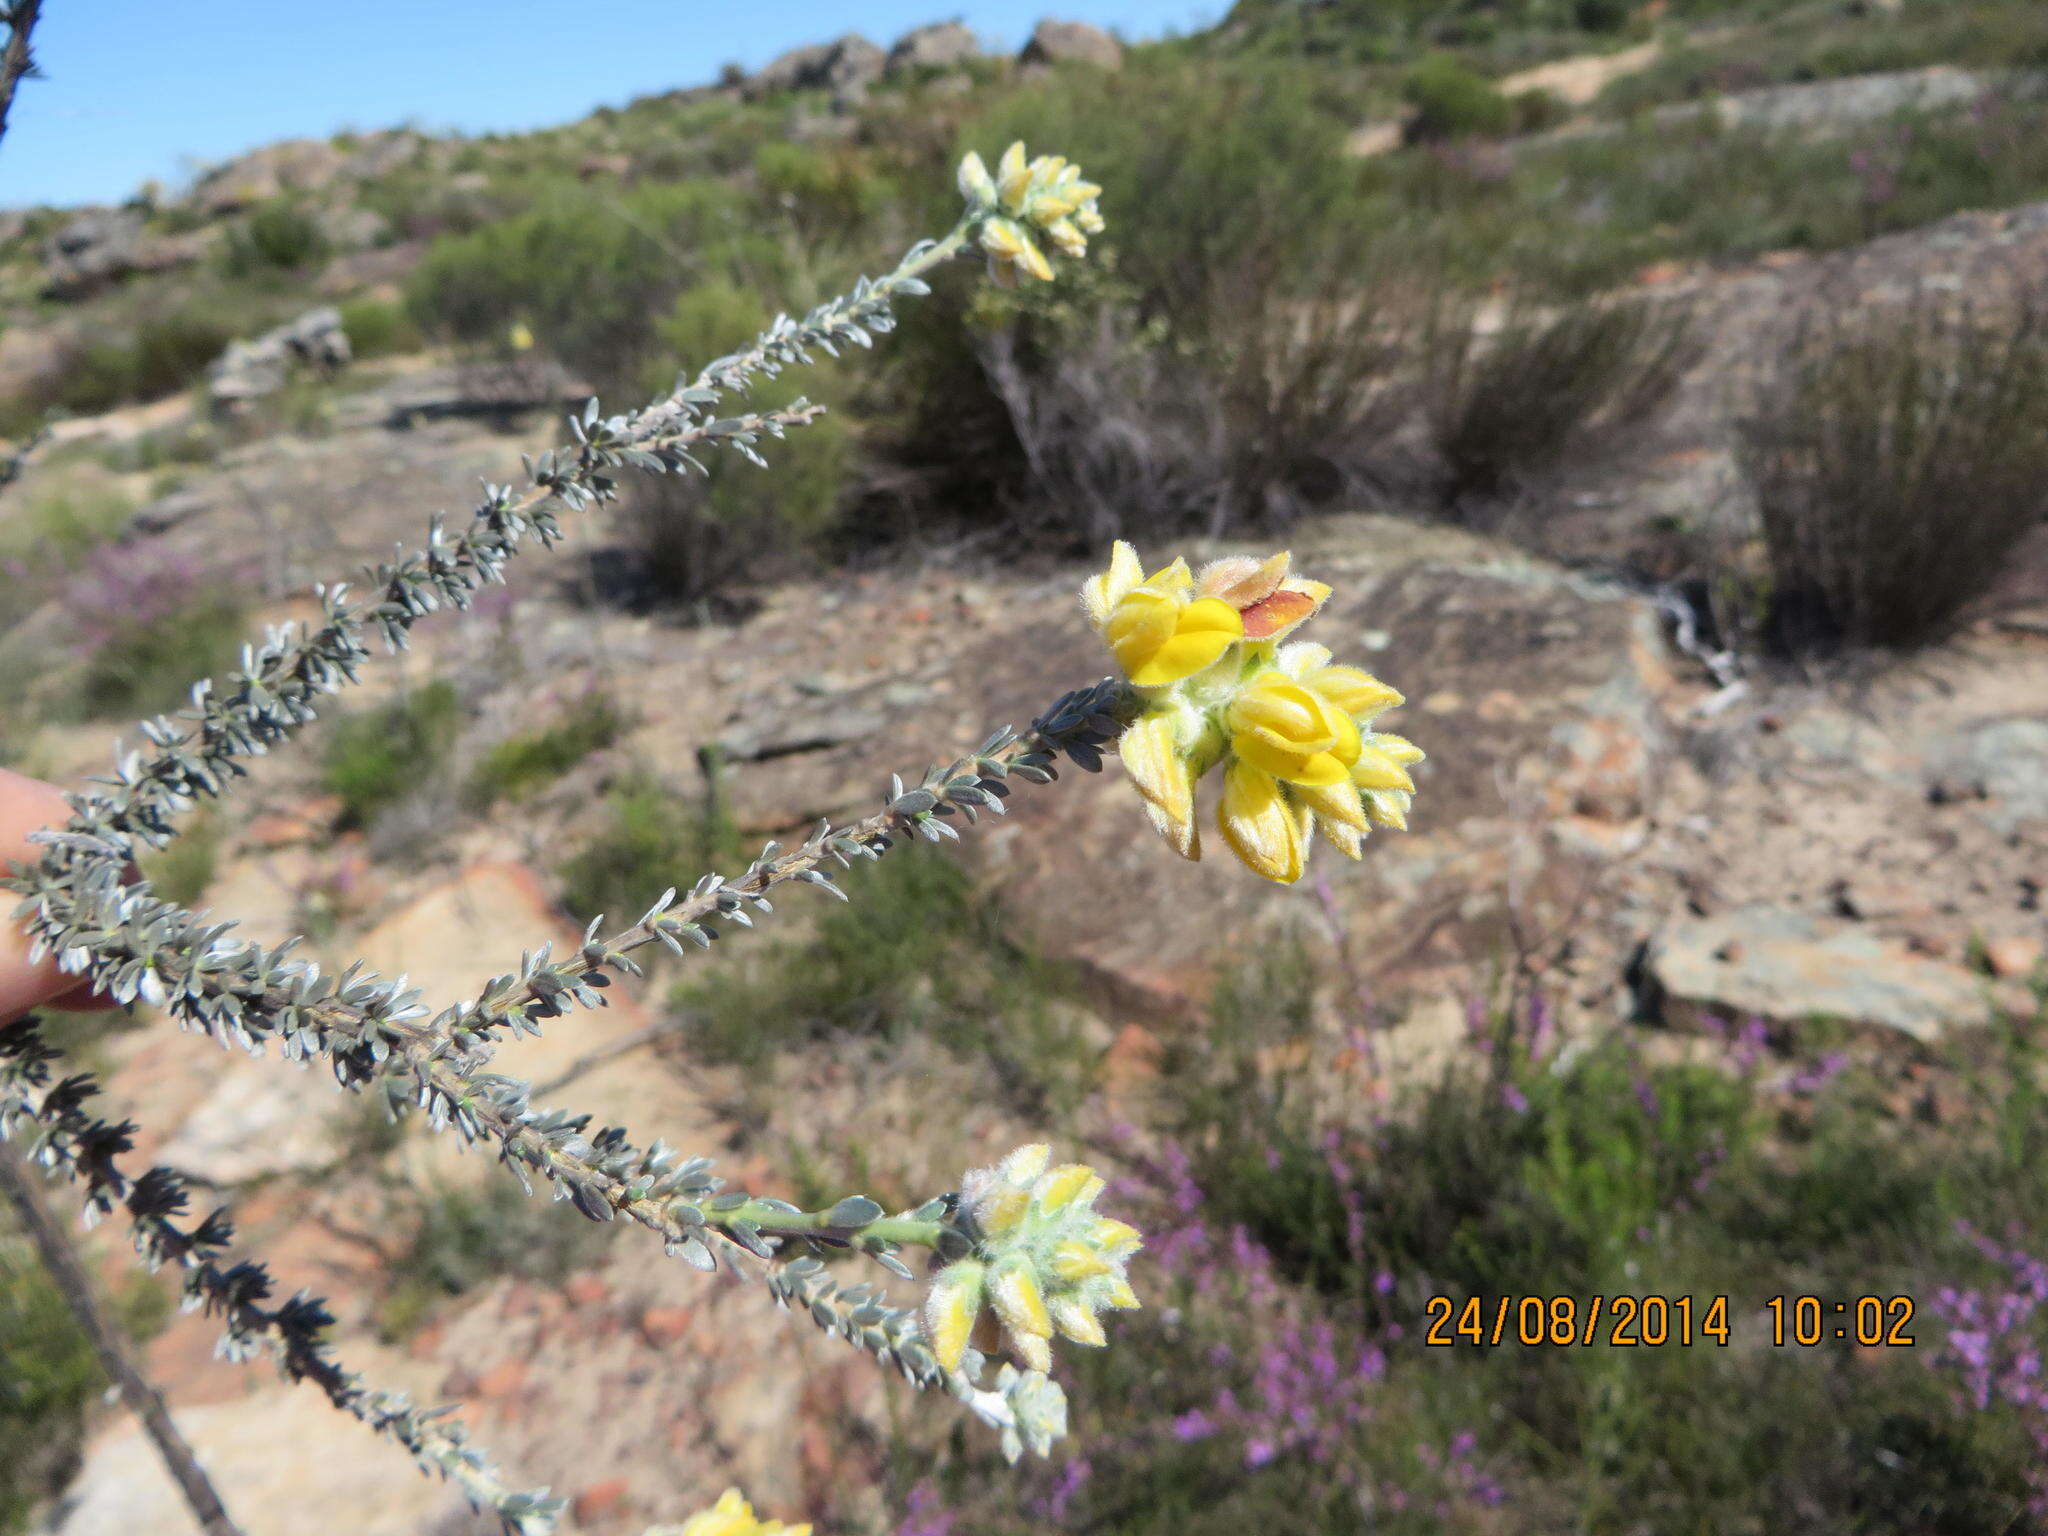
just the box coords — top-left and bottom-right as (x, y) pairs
(1424, 1294), (1920, 1348)
(1426, 1294), (1733, 1347)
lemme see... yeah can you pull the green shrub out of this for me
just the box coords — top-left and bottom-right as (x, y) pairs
(140, 812), (220, 905)
(1510, 85), (1570, 134)
(670, 846), (1090, 1112)
(49, 307), (240, 417)
(752, 140), (893, 244)
(323, 679), (463, 829)
(405, 180), (778, 397)
(1573, 0), (1634, 33)
(1423, 293), (1699, 502)
(336, 295), (422, 359)
(1402, 55), (1514, 142)
(222, 197), (330, 275)
(466, 693), (626, 806)
(1, 1227), (169, 1534)
(377, 1179), (611, 1341)
(1738, 292), (2048, 651)
(921, 964), (2048, 1536)
(0, 473), (131, 572)
(879, 57), (1406, 544)
(611, 277), (853, 600)
(0, 1240), (99, 1533)
(556, 771), (717, 929)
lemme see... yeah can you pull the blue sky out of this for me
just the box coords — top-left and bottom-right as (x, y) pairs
(0, 1), (1218, 209)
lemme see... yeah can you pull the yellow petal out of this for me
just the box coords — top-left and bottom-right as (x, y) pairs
(957, 150), (994, 203)
(1312, 666), (1404, 720)
(1275, 640), (1333, 677)
(1233, 731), (1351, 788)
(1293, 777), (1369, 832)
(1106, 589), (1181, 680)
(1143, 797), (1200, 861)
(677, 1489), (755, 1536)
(1015, 233), (1054, 283)
(1034, 1163), (1103, 1212)
(1363, 789), (1410, 830)
(1318, 816), (1365, 859)
(979, 216), (1028, 258)
(923, 1261), (985, 1374)
(1091, 1216), (1144, 1255)
(1050, 1241), (1112, 1282)
(978, 1186), (1030, 1236)
(1372, 733), (1425, 766)
(1104, 1277), (1141, 1310)
(1119, 713), (1192, 825)
(991, 1258), (1053, 1341)
(1045, 218), (1086, 258)
(1350, 748), (1415, 793)
(1050, 1296), (1108, 1347)
(1010, 1329), (1053, 1373)
(1000, 1144), (1052, 1183)
(1131, 630), (1235, 688)
(1220, 762), (1303, 882)
(998, 141), (1031, 207)
(1144, 556), (1194, 595)
(1122, 596), (1243, 687)
(1082, 540), (1144, 628)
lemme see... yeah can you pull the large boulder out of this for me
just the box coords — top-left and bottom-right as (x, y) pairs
(50, 1375), (456, 1536)
(887, 20), (982, 75)
(745, 33), (886, 105)
(206, 306), (352, 412)
(1644, 904), (1987, 1043)
(188, 137), (350, 216)
(1924, 718), (2048, 836)
(1019, 18), (1123, 69)
(38, 209), (208, 296)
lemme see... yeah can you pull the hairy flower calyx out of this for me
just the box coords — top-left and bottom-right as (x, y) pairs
(959, 140), (1105, 288)
(922, 1144), (1141, 1377)
(1083, 541), (1422, 883)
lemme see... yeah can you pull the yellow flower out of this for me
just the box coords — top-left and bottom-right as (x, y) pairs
(1225, 670), (1362, 788)
(1080, 539), (1148, 627)
(980, 215), (1054, 289)
(1118, 710), (1200, 858)
(957, 149), (997, 205)
(1084, 542), (1423, 883)
(667, 1488), (810, 1536)
(1085, 541), (1243, 688)
(1217, 758), (1308, 884)
(1107, 590), (1242, 687)
(920, 1144), (1141, 1376)
(963, 142), (1105, 285)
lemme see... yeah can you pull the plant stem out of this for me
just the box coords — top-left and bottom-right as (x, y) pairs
(0, 0), (43, 147)
(0, 1139), (246, 1536)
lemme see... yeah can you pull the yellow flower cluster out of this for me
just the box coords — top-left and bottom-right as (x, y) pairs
(1083, 541), (1423, 883)
(658, 1489), (809, 1536)
(957, 141), (1105, 288)
(923, 1144), (1140, 1376)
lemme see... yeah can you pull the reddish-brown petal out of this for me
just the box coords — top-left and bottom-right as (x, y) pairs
(1238, 587), (1319, 639)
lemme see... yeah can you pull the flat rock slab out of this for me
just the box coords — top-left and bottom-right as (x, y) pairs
(1646, 903), (1986, 1042)
(48, 1369), (457, 1536)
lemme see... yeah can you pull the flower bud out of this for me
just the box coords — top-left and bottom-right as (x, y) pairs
(920, 1144), (1142, 1377)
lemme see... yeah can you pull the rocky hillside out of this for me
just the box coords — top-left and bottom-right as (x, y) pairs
(5, 2), (2048, 1533)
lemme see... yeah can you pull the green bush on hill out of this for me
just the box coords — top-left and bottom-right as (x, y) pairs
(1403, 54), (1515, 141)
